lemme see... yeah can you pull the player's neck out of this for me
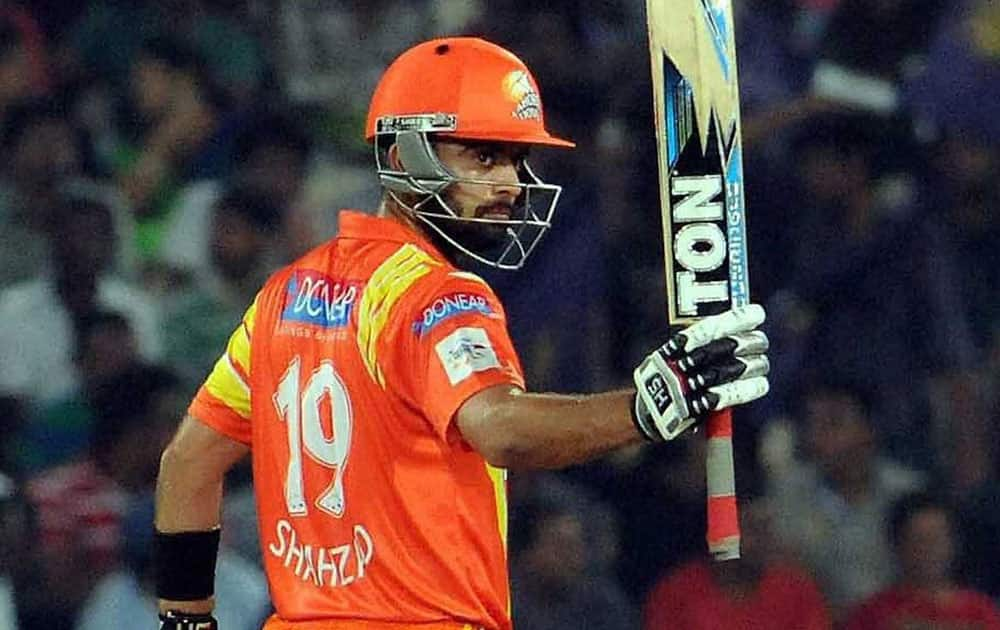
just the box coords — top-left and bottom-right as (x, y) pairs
(378, 195), (422, 234)
(377, 194), (469, 269)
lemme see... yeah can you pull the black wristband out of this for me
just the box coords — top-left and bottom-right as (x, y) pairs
(154, 528), (221, 601)
(159, 611), (218, 630)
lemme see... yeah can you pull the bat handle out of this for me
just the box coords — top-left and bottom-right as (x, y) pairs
(706, 408), (739, 560)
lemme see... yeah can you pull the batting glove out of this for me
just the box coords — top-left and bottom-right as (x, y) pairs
(632, 304), (770, 442)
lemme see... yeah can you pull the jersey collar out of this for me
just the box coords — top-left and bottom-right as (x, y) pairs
(338, 210), (449, 261)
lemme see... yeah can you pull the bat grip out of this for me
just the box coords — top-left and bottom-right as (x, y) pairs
(706, 408), (739, 560)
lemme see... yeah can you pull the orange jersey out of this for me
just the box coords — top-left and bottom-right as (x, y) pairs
(190, 211), (524, 630)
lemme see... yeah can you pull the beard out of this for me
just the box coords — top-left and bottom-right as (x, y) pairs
(419, 193), (519, 266)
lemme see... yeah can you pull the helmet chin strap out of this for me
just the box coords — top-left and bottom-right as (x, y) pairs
(375, 131), (562, 270)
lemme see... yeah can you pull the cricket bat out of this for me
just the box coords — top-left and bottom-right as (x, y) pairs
(646, 0), (750, 561)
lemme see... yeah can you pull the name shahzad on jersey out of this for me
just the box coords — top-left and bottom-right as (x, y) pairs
(282, 271), (359, 328)
(412, 292), (494, 336)
(268, 519), (374, 588)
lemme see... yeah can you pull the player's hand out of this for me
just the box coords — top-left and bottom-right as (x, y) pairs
(632, 304), (770, 442)
(159, 611), (218, 630)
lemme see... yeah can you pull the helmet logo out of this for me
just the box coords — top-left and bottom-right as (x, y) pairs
(502, 70), (541, 121)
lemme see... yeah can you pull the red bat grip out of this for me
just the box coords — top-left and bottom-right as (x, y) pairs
(706, 407), (739, 560)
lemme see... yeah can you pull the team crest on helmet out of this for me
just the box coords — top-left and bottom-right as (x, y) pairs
(502, 70), (541, 121)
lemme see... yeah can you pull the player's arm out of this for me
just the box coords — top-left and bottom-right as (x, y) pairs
(458, 305), (770, 470)
(154, 414), (249, 624)
(152, 293), (257, 629)
(458, 386), (640, 469)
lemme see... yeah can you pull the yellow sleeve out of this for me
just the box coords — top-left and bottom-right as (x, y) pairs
(188, 296), (258, 444)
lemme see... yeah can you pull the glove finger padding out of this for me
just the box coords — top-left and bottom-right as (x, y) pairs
(687, 355), (770, 390)
(677, 331), (769, 373)
(706, 376), (770, 411)
(688, 376), (770, 416)
(666, 304), (766, 356)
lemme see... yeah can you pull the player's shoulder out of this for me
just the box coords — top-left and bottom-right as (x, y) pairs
(403, 260), (502, 315)
(421, 264), (494, 295)
(361, 238), (494, 303)
(401, 265), (509, 340)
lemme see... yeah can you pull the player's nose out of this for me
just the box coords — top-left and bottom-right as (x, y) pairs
(489, 160), (521, 200)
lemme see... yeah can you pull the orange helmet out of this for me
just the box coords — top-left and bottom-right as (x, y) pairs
(366, 37), (574, 148)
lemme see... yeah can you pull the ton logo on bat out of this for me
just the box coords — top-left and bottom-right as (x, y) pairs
(671, 173), (729, 317)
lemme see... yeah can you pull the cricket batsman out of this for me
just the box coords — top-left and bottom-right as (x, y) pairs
(154, 37), (770, 630)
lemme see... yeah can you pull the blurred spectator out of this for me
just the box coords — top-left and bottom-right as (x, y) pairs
(586, 112), (667, 379)
(510, 475), (637, 630)
(818, 0), (946, 82)
(735, 0), (805, 112)
(164, 188), (282, 387)
(63, 0), (264, 96)
(273, 1), (481, 133)
(607, 439), (708, 602)
(921, 124), (1000, 355)
(0, 100), (83, 286)
(767, 112), (975, 465)
(0, 99), (94, 211)
(176, 0), (268, 109)
(20, 364), (182, 629)
(63, 2), (162, 89)
(0, 196), (161, 406)
(907, 0), (1000, 145)
(160, 107), (314, 283)
(0, 101), (136, 287)
(17, 311), (141, 472)
(115, 35), (234, 259)
(844, 492), (1000, 630)
(75, 493), (270, 630)
(766, 380), (925, 617)
(643, 496), (831, 630)
(953, 372), (1000, 599)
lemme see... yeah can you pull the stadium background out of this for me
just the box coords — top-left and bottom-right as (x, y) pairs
(0, 0), (997, 628)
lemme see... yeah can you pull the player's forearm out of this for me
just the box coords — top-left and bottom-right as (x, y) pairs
(155, 443), (225, 532)
(155, 444), (224, 615)
(155, 415), (249, 530)
(464, 388), (643, 470)
(154, 416), (249, 616)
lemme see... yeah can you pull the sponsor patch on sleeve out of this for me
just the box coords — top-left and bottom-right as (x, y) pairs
(435, 327), (501, 385)
(412, 292), (494, 337)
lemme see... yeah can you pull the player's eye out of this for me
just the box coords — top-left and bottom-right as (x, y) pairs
(476, 150), (496, 167)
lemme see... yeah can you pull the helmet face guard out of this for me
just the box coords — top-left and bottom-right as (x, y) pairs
(374, 115), (562, 270)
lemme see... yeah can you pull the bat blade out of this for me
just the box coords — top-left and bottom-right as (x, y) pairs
(646, 0), (749, 561)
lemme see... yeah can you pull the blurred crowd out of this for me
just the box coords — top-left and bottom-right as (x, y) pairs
(0, 0), (998, 629)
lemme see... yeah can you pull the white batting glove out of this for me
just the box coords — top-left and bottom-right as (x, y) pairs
(632, 304), (771, 442)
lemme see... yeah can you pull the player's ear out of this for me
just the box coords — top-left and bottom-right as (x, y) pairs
(387, 142), (404, 171)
